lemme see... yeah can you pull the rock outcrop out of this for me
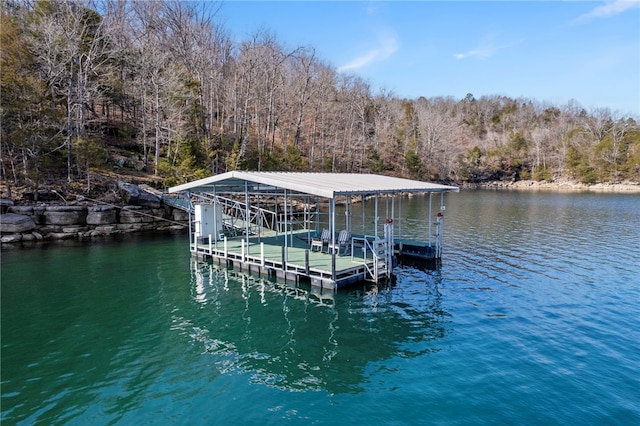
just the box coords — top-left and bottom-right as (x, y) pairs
(1, 185), (188, 244)
(118, 182), (162, 208)
(86, 206), (117, 225)
(43, 206), (88, 225)
(0, 213), (37, 233)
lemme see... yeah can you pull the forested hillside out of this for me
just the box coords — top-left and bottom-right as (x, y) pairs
(2, 0), (639, 199)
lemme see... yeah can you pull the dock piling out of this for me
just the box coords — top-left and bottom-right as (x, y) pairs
(305, 250), (310, 275)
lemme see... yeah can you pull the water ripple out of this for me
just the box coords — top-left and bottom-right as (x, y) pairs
(2, 194), (639, 424)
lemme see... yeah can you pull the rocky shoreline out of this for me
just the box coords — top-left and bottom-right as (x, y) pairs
(3, 178), (638, 246)
(464, 179), (640, 193)
(0, 184), (189, 245)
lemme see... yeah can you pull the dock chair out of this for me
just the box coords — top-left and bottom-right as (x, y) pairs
(328, 230), (351, 255)
(311, 228), (331, 252)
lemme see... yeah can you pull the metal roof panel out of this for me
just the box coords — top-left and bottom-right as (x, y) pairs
(168, 171), (459, 198)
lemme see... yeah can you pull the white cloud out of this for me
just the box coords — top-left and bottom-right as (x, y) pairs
(574, 0), (640, 23)
(338, 35), (399, 72)
(454, 46), (496, 60)
(454, 36), (519, 60)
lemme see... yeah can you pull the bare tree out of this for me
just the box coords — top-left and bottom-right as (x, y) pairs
(415, 97), (457, 178)
(28, 0), (112, 182)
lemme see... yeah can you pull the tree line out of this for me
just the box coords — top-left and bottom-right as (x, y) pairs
(2, 0), (639, 195)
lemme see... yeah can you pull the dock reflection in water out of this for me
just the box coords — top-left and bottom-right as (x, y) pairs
(183, 258), (450, 394)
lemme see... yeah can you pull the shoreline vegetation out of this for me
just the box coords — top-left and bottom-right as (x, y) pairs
(2, 1), (639, 203)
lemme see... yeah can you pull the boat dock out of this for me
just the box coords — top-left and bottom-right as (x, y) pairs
(168, 172), (458, 289)
(191, 232), (383, 289)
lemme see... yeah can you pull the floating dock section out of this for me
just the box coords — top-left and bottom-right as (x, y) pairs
(168, 172), (458, 289)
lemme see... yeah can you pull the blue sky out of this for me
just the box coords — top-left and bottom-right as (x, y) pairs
(218, 1), (640, 117)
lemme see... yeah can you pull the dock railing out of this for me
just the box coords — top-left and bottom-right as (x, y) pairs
(352, 235), (390, 282)
(187, 193), (278, 237)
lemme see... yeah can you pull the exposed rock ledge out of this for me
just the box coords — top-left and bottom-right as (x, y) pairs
(466, 180), (640, 193)
(1, 185), (189, 245)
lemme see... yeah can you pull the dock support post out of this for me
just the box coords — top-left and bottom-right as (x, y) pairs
(281, 246), (286, 271)
(331, 253), (336, 282)
(345, 195), (351, 235)
(305, 250), (310, 275)
(223, 236), (228, 258)
(428, 192), (433, 247)
(245, 181), (250, 253)
(208, 234), (212, 255)
(435, 215), (442, 258)
(260, 242), (265, 266)
(188, 192), (193, 248)
(374, 195), (379, 239)
(241, 239), (245, 263)
(331, 197), (337, 282)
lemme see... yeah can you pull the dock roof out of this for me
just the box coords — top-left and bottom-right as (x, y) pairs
(168, 171), (459, 199)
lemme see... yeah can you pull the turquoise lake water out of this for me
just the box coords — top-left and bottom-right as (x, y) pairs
(2, 190), (639, 425)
